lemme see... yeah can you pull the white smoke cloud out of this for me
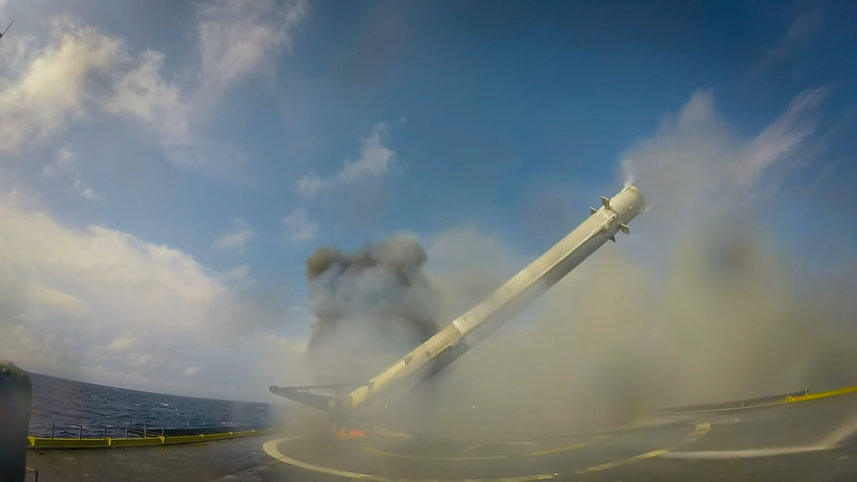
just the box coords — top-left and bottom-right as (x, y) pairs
(425, 227), (533, 322)
(620, 87), (826, 237)
(374, 88), (855, 438)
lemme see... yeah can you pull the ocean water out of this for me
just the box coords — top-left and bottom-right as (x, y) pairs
(27, 372), (284, 438)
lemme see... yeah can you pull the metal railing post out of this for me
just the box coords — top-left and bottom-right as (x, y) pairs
(78, 424), (82, 440)
(50, 423), (54, 440)
(143, 423), (147, 438)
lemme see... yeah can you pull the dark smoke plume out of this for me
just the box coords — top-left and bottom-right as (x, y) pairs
(304, 235), (439, 381)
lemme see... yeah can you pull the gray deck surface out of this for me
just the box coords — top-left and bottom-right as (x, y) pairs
(26, 392), (857, 481)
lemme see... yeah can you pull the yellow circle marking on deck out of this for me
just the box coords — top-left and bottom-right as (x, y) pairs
(576, 449), (669, 474)
(263, 422), (710, 481)
(526, 443), (587, 457)
(364, 436), (598, 461)
(574, 421), (710, 475)
(262, 437), (558, 481)
(363, 445), (509, 461)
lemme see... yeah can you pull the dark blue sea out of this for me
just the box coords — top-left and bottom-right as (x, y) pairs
(27, 372), (285, 438)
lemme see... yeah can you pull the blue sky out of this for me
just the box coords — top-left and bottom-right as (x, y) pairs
(0, 0), (855, 400)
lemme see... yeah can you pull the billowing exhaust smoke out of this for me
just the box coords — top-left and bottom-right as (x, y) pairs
(304, 235), (439, 382)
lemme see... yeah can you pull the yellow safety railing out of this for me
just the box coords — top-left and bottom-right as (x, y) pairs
(659, 385), (857, 414)
(27, 428), (274, 450)
(785, 386), (857, 403)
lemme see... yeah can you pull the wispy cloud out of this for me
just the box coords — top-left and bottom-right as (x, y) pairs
(42, 147), (96, 199)
(298, 122), (395, 197)
(129, 353), (153, 368)
(750, 8), (824, 77)
(283, 207), (319, 242)
(802, 160), (839, 197)
(196, 0), (308, 101)
(212, 220), (256, 253)
(106, 0), (308, 168)
(220, 264), (256, 291)
(738, 87), (828, 187)
(103, 50), (191, 149)
(107, 336), (136, 352)
(42, 147), (75, 177)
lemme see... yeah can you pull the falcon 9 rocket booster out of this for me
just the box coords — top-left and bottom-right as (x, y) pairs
(270, 185), (646, 419)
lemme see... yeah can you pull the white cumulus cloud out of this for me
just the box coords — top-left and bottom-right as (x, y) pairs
(0, 17), (121, 155)
(0, 201), (308, 399)
(0, 2), (309, 171)
(0, 16), (191, 167)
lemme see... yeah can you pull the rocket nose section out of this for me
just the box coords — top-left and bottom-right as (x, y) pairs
(609, 185), (645, 226)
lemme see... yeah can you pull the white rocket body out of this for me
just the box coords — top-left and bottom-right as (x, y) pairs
(342, 185), (646, 412)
